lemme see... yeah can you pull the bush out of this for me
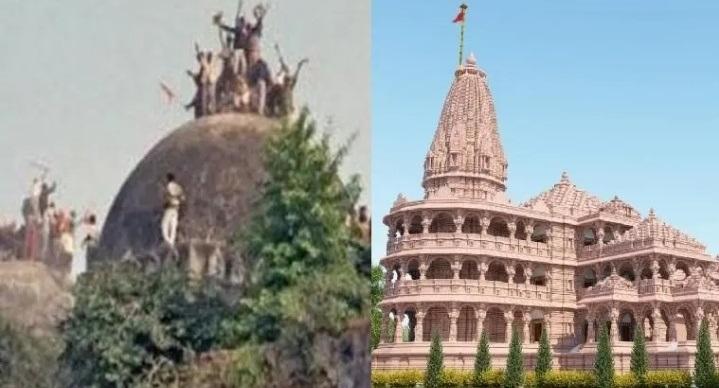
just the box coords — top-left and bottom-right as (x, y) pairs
(473, 329), (491, 385)
(594, 324), (614, 388)
(535, 326), (552, 385)
(425, 331), (444, 388)
(0, 316), (60, 388)
(504, 327), (524, 387)
(630, 325), (649, 386)
(59, 262), (232, 387)
(695, 318), (717, 388)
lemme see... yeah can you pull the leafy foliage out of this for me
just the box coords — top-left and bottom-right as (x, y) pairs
(59, 262), (232, 387)
(370, 265), (384, 349)
(424, 331), (444, 388)
(473, 328), (491, 385)
(535, 325), (552, 385)
(630, 325), (649, 386)
(594, 323), (614, 388)
(227, 108), (368, 386)
(0, 315), (60, 388)
(695, 318), (716, 388)
(504, 327), (524, 388)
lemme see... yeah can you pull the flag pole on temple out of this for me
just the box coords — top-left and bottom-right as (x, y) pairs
(453, 3), (469, 66)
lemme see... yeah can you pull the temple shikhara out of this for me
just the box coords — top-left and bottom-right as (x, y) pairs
(373, 53), (719, 371)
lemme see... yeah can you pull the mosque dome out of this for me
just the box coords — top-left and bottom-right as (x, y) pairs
(423, 56), (508, 201)
(98, 113), (277, 264)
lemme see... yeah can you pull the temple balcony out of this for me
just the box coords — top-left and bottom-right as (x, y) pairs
(386, 233), (551, 258)
(382, 278), (552, 306)
(578, 276), (719, 305)
(579, 237), (707, 262)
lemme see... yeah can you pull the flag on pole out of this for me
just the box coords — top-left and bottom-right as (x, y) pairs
(453, 3), (468, 23)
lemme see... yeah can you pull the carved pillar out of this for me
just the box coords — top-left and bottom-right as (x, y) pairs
(523, 311), (531, 344)
(476, 306), (487, 340)
(668, 258), (677, 282)
(479, 260), (487, 282)
(419, 256), (427, 280)
(596, 223), (606, 246)
(505, 310), (514, 343)
(610, 308), (620, 343)
(415, 309), (426, 342)
(709, 313), (718, 342)
(480, 213), (490, 236)
(586, 313), (596, 344)
(651, 259), (660, 280)
(507, 263), (516, 285)
(524, 223), (534, 243)
(401, 218), (410, 239)
(449, 307), (459, 342)
(695, 306), (705, 338)
(508, 220), (517, 240)
(525, 265), (533, 286)
(452, 256), (461, 280)
(652, 307), (666, 343)
(421, 213), (431, 234)
(379, 307), (389, 344)
(394, 308), (404, 343)
(453, 215), (464, 234)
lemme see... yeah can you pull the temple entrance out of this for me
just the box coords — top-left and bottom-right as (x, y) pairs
(532, 322), (542, 342)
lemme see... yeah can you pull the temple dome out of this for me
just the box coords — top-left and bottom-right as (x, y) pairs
(621, 209), (705, 252)
(98, 113), (276, 262)
(423, 56), (508, 201)
(523, 172), (604, 217)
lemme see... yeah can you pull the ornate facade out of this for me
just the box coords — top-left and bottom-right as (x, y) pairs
(373, 55), (719, 371)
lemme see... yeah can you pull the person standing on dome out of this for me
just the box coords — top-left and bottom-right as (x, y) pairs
(161, 173), (185, 248)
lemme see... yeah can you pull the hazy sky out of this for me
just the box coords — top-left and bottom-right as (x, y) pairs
(0, 0), (369, 225)
(373, 1), (719, 262)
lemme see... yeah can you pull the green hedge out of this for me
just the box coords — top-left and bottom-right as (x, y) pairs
(371, 369), (693, 387)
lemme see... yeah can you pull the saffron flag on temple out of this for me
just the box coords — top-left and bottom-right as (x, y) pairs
(453, 3), (468, 23)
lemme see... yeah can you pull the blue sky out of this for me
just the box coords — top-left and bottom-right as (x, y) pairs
(372, 1), (719, 263)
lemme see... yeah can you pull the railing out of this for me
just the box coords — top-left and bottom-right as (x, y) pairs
(384, 278), (551, 301)
(386, 233), (551, 257)
(580, 278), (693, 302)
(579, 238), (704, 260)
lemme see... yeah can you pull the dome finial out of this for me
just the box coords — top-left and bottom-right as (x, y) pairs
(648, 208), (656, 218)
(560, 171), (570, 184)
(466, 52), (477, 66)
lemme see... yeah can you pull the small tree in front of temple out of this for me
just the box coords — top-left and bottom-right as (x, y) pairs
(424, 330), (444, 388)
(594, 324), (614, 388)
(473, 329), (491, 386)
(694, 318), (716, 388)
(535, 326), (552, 386)
(630, 325), (648, 387)
(504, 328), (524, 388)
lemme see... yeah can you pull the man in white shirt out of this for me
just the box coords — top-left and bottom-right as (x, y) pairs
(161, 173), (185, 248)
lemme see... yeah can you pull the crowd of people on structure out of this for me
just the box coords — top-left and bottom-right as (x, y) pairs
(186, 3), (308, 119)
(0, 172), (98, 282)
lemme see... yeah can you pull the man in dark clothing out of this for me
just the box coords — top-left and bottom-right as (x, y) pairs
(38, 181), (56, 217)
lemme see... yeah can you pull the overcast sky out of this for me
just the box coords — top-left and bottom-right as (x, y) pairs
(0, 0), (370, 225)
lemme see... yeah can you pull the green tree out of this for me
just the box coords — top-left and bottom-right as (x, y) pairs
(630, 325), (649, 387)
(473, 329), (491, 386)
(535, 326), (552, 386)
(0, 315), (59, 388)
(695, 318), (716, 388)
(229, 109), (368, 386)
(504, 328), (524, 388)
(424, 331), (444, 388)
(370, 265), (384, 349)
(60, 262), (231, 387)
(594, 324), (614, 388)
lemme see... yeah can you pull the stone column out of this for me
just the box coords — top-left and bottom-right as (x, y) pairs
(652, 308), (667, 343)
(401, 219), (410, 239)
(508, 220), (517, 240)
(479, 260), (487, 282)
(651, 259), (660, 280)
(596, 224), (605, 247)
(380, 308), (389, 344)
(394, 308), (404, 343)
(525, 265), (533, 287)
(544, 315), (552, 344)
(505, 311), (514, 343)
(453, 215), (464, 234)
(668, 316), (677, 342)
(476, 306), (487, 340)
(480, 214), (490, 236)
(586, 313), (596, 344)
(523, 312), (531, 344)
(419, 256), (427, 280)
(421, 215), (431, 234)
(709, 314), (718, 342)
(449, 307), (459, 342)
(695, 307), (705, 339)
(507, 263), (516, 285)
(452, 256), (461, 280)
(524, 223), (534, 243)
(610, 308), (620, 343)
(415, 310), (426, 342)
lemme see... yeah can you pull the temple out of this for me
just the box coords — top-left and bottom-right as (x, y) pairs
(372, 54), (719, 371)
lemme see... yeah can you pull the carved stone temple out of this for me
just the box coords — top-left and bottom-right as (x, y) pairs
(372, 54), (719, 371)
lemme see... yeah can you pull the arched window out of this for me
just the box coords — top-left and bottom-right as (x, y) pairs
(408, 215), (423, 234)
(486, 262), (508, 282)
(429, 213), (455, 233)
(515, 220), (528, 240)
(513, 264), (526, 284)
(459, 261), (479, 279)
(462, 215), (482, 234)
(426, 258), (452, 279)
(457, 306), (477, 341)
(531, 223), (550, 243)
(583, 228), (597, 246)
(394, 220), (405, 237)
(640, 266), (653, 280)
(423, 307), (450, 341)
(603, 226), (614, 244)
(583, 268), (597, 288)
(618, 263), (635, 282)
(619, 311), (635, 342)
(407, 259), (420, 280)
(531, 265), (547, 286)
(485, 308), (506, 343)
(488, 217), (510, 238)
